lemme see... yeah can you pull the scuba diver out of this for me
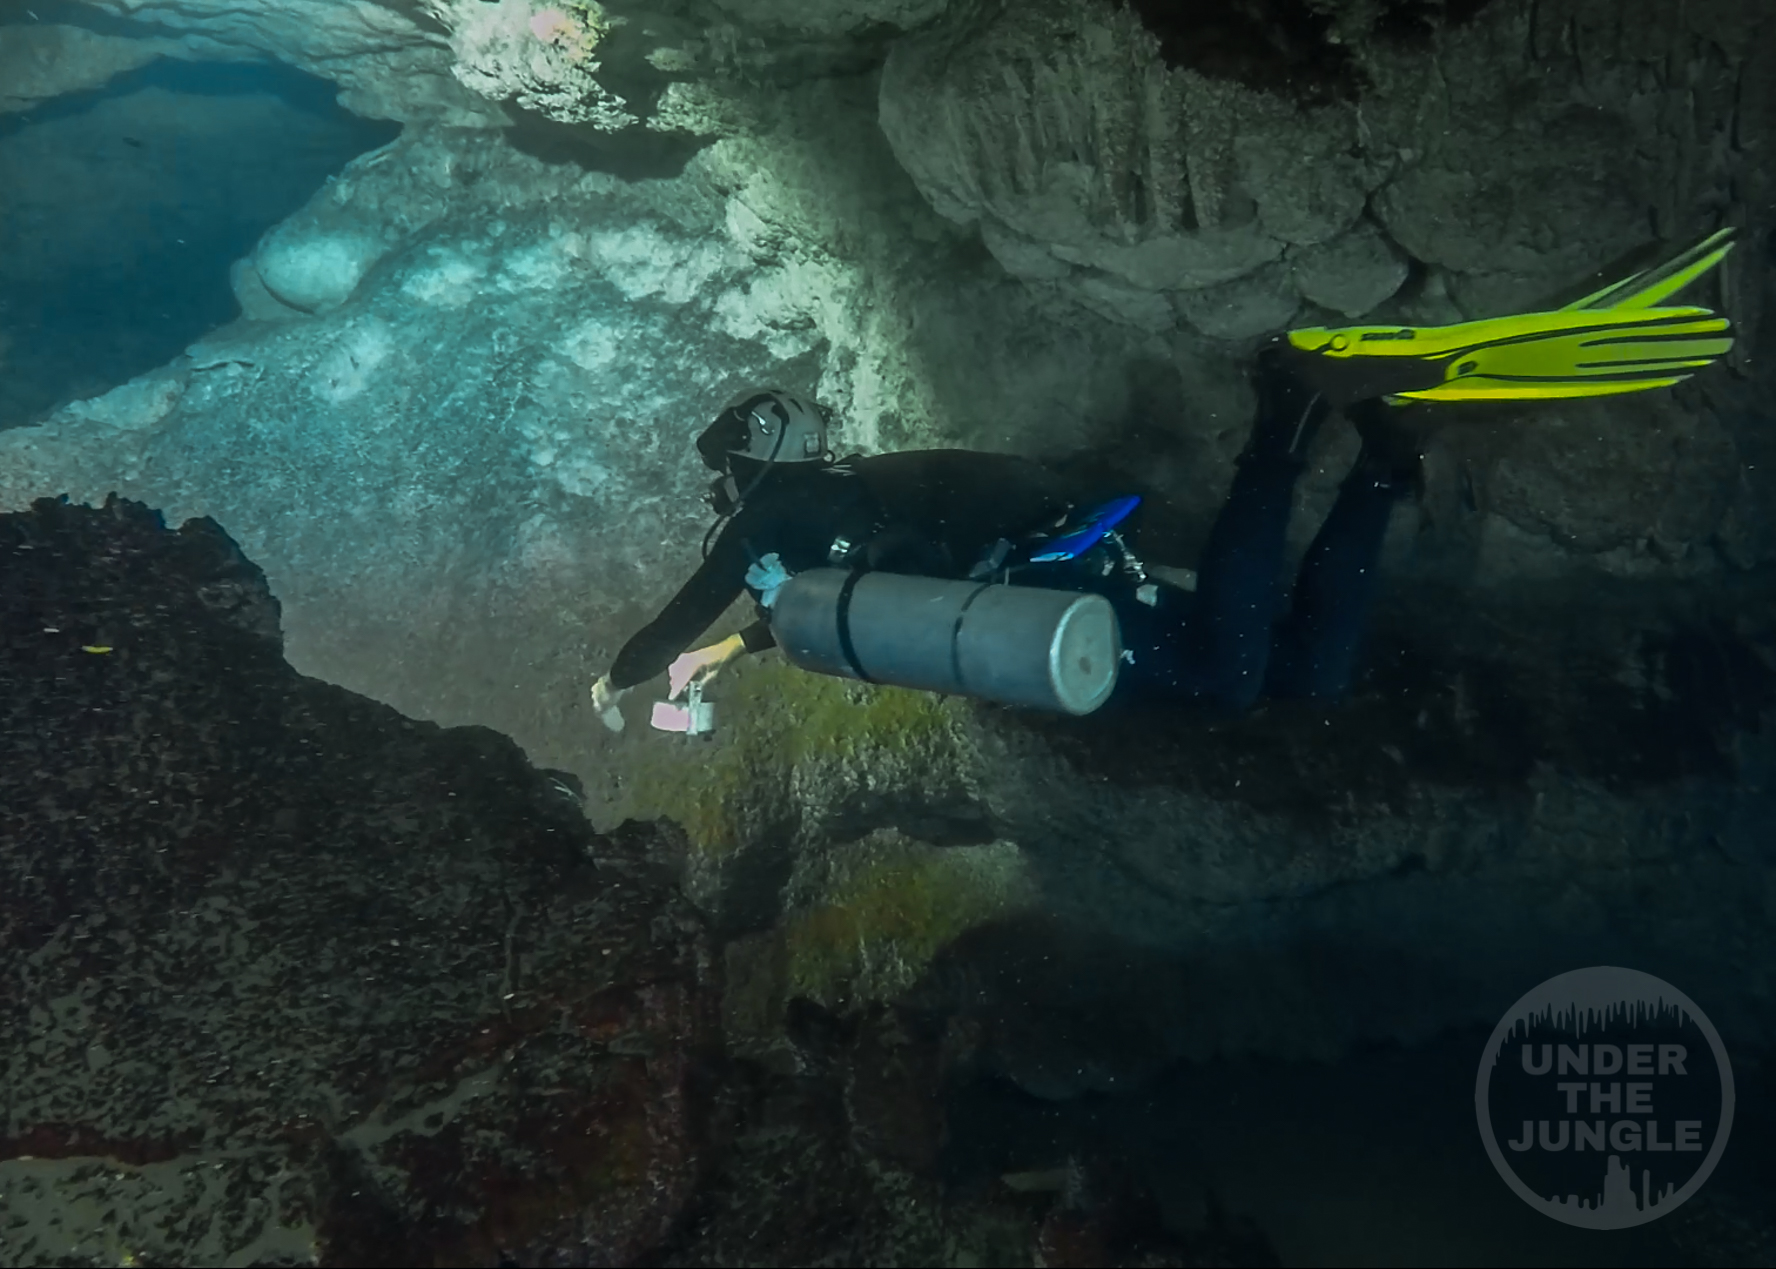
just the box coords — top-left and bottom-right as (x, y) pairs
(589, 229), (1738, 731)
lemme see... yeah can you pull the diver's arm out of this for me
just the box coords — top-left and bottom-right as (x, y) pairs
(662, 617), (776, 699)
(608, 531), (750, 691)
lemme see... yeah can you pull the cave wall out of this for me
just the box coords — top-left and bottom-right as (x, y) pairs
(0, 63), (1200, 783)
(1, 0), (1771, 779)
(0, 1), (1773, 1102)
(4, 497), (1064, 1267)
(878, 0), (1775, 335)
(62, 0), (498, 123)
(0, 57), (400, 428)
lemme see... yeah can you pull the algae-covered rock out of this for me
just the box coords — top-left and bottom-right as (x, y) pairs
(632, 584), (1776, 1087)
(5, 494), (1131, 1266)
(618, 657), (984, 931)
(783, 831), (1037, 1010)
(718, 829), (1037, 1064)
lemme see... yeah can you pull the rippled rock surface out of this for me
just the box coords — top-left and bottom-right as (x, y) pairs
(0, 497), (715, 1264)
(10, 497), (1244, 1266)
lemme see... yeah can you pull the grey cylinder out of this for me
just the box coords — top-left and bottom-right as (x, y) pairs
(770, 569), (1121, 716)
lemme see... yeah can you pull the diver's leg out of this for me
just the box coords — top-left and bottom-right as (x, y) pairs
(1265, 406), (1421, 700)
(1105, 580), (1197, 699)
(1184, 356), (1329, 709)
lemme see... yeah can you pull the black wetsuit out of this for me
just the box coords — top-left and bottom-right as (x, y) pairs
(608, 451), (1084, 690)
(610, 428), (1411, 710)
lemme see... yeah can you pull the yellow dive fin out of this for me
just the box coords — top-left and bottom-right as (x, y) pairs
(1281, 228), (1736, 405)
(1561, 226), (1737, 312)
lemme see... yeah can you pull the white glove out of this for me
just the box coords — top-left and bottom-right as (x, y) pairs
(590, 673), (628, 732)
(744, 552), (791, 609)
(667, 633), (746, 699)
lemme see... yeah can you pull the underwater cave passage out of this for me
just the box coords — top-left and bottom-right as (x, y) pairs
(1123, 0), (1497, 99)
(0, 53), (400, 430)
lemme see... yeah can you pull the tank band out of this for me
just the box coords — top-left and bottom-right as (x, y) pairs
(834, 569), (874, 683)
(949, 582), (994, 691)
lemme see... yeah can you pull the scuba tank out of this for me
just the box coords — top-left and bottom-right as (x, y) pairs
(770, 494), (1142, 715)
(770, 569), (1122, 716)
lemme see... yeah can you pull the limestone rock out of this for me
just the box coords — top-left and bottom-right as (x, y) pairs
(439, 0), (637, 128)
(780, 831), (1037, 1013)
(0, 23), (173, 115)
(0, 93), (1207, 787)
(875, 0), (1386, 334)
(73, 0), (499, 124)
(1053, 230), (1284, 294)
(710, 0), (952, 38)
(0, 496), (717, 1265)
(1172, 259), (1301, 340)
(2, 3), (1775, 1243)
(1360, 0), (1759, 317)
(980, 220), (1074, 282)
(1233, 99), (1371, 248)
(1, 495), (1080, 1265)
(879, 0), (1231, 247)
(0, 74), (399, 428)
(228, 256), (308, 322)
(254, 219), (390, 313)
(1478, 394), (1742, 569)
(1288, 219), (1411, 318)
(618, 591), (1776, 1078)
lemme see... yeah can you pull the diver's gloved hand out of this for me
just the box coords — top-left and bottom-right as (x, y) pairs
(744, 552), (791, 609)
(668, 633), (746, 699)
(590, 673), (628, 733)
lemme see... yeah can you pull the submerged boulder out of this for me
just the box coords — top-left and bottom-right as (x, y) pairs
(3, 496), (1142, 1267)
(0, 496), (718, 1265)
